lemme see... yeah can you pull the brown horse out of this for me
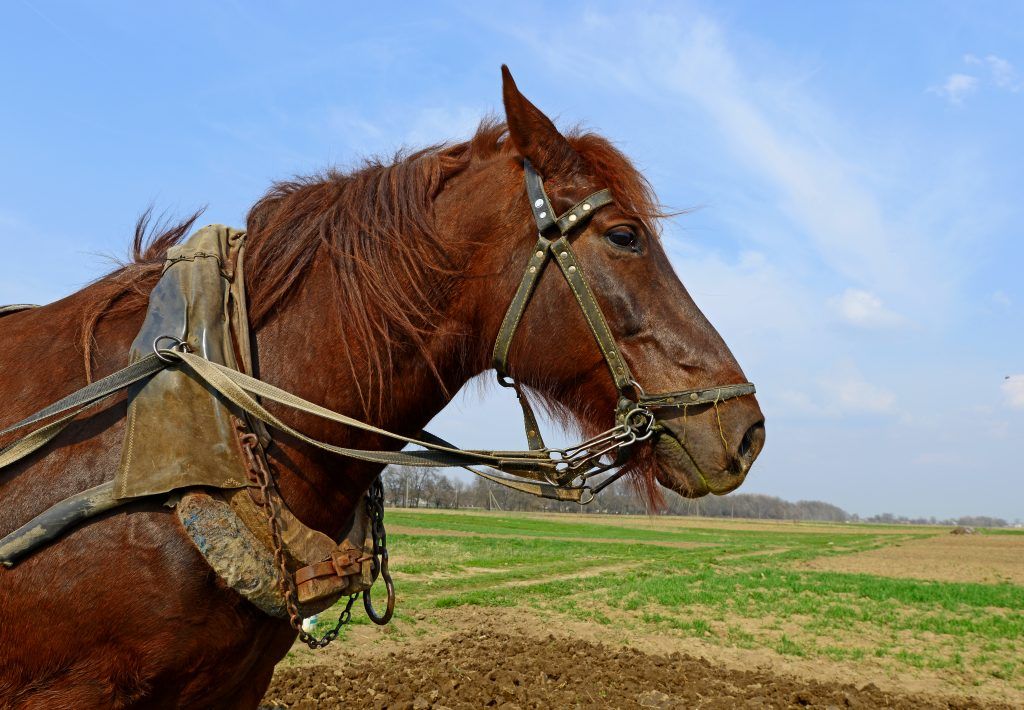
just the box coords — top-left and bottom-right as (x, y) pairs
(0, 69), (764, 707)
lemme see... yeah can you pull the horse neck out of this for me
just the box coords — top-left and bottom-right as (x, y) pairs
(250, 250), (483, 538)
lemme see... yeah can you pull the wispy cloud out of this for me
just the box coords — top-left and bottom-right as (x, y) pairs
(929, 72), (979, 105)
(965, 53), (1023, 91)
(820, 365), (897, 415)
(931, 54), (1023, 105)
(829, 288), (904, 329)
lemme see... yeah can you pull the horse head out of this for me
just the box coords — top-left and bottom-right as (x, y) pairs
(439, 68), (765, 503)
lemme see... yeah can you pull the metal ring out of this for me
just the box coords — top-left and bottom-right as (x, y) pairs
(152, 335), (189, 363)
(364, 558), (395, 625)
(623, 407), (655, 436)
(625, 378), (647, 399)
(578, 488), (595, 506)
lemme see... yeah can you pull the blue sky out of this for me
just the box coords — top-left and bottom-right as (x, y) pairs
(2, 2), (1021, 520)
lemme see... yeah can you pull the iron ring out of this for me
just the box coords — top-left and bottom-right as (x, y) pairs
(152, 335), (190, 363)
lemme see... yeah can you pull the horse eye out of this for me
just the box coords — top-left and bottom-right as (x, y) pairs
(605, 228), (638, 251)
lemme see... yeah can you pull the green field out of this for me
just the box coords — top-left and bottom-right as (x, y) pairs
(306, 510), (1024, 699)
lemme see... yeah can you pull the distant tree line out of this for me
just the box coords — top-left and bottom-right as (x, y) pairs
(379, 467), (1013, 527)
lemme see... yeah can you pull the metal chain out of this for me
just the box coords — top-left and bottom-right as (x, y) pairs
(363, 475), (395, 625)
(243, 433), (358, 649)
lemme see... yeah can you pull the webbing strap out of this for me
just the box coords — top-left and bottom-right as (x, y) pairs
(0, 354), (168, 472)
(0, 354), (166, 440)
(416, 431), (585, 502)
(172, 351), (559, 474)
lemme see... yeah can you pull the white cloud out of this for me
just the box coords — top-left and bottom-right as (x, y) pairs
(829, 288), (904, 328)
(966, 53), (1022, 91)
(1003, 375), (1024, 409)
(821, 366), (897, 415)
(930, 73), (978, 104)
(992, 290), (1012, 307)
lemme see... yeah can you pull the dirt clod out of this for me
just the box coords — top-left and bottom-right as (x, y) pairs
(262, 630), (1007, 709)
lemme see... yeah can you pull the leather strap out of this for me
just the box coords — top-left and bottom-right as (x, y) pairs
(492, 236), (551, 376)
(548, 235), (635, 392)
(640, 382), (756, 408)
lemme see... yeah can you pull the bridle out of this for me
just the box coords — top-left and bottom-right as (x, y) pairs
(484, 160), (756, 501)
(0, 161), (755, 506)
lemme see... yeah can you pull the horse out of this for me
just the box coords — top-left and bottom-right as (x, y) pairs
(0, 67), (765, 707)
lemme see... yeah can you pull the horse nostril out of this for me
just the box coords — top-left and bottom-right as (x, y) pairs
(735, 420), (766, 471)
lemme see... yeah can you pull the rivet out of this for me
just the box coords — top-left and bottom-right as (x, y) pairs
(583, 203), (591, 211)
(568, 265), (576, 273)
(535, 250), (544, 258)
(528, 430), (536, 437)
(539, 211), (547, 219)
(569, 214), (578, 222)
(560, 251), (568, 259)
(534, 199), (544, 208)
(529, 266), (536, 273)
(690, 392), (699, 401)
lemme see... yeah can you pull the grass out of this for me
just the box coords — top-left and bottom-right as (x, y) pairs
(321, 509), (1023, 689)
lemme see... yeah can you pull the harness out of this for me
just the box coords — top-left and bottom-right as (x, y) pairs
(0, 161), (754, 644)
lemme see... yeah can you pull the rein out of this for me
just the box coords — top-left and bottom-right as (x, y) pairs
(0, 161), (754, 505)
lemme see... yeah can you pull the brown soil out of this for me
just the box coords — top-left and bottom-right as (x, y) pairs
(263, 607), (1014, 709)
(262, 628), (1007, 709)
(798, 534), (1024, 584)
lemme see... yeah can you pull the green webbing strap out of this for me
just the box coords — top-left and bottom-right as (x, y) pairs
(417, 430), (584, 502)
(0, 354), (167, 440)
(172, 351), (559, 474)
(0, 354), (168, 472)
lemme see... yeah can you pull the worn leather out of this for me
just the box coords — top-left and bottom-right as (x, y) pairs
(116, 225), (250, 499)
(0, 481), (120, 566)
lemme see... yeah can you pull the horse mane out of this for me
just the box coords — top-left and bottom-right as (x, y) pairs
(79, 118), (665, 504)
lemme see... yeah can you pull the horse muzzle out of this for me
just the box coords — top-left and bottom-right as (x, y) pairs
(651, 405), (765, 498)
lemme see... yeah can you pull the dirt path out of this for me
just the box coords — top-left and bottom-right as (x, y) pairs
(798, 533), (1024, 584)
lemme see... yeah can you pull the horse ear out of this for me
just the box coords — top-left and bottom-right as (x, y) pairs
(501, 65), (577, 175)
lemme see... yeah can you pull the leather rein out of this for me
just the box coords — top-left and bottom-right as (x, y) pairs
(0, 162), (755, 505)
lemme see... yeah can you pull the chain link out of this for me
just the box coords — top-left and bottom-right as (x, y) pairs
(363, 475), (395, 625)
(244, 434), (363, 649)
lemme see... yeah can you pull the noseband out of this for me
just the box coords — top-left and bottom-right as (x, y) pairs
(487, 160), (756, 499)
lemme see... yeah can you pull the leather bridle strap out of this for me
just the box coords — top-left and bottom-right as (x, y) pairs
(491, 160), (617, 450)
(640, 382), (756, 409)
